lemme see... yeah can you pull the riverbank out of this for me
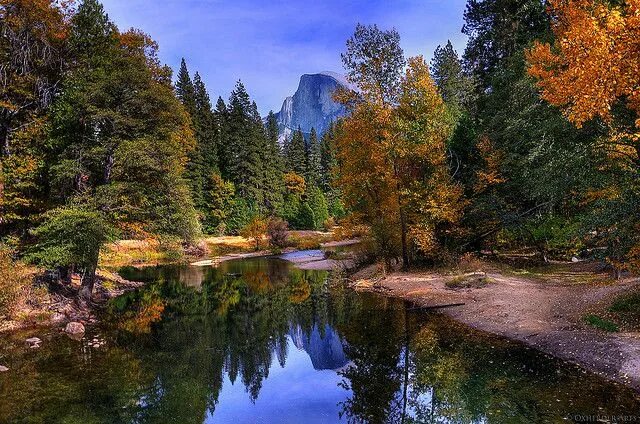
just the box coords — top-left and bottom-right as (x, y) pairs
(351, 260), (640, 391)
(0, 270), (142, 334)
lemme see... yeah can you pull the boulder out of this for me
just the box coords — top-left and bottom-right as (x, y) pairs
(25, 337), (42, 348)
(65, 322), (85, 336)
(0, 365), (8, 372)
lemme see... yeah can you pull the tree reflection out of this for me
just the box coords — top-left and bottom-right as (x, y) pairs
(1, 259), (640, 423)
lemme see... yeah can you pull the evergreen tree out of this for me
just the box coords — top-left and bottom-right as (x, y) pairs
(174, 59), (205, 211)
(285, 127), (307, 176)
(261, 111), (285, 214)
(225, 81), (264, 207)
(214, 96), (228, 173)
(430, 41), (473, 116)
(305, 127), (322, 187)
(194, 72), (217, 173)
(320, 122), (338, 192)
(175, 58), (196, 115)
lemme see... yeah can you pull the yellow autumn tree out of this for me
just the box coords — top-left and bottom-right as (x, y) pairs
(395, 56), (464, 261)
(527, 0), (640, 162)
(527, 0), (640, 275)
(335, 25), (464, 267)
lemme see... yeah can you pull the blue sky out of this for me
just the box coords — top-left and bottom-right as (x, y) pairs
(100, 0), (469, 115)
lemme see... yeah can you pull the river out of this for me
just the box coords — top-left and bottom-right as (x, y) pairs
(1, 253), (639, 423)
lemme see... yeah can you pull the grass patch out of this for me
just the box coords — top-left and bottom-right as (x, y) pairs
(610, 292), (640, 314)
(608, 291), (640, 330)
(446, 274), (494, 289)
(583, 314), (619, 332)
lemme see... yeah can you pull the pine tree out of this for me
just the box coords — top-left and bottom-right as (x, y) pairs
(225, 81), (264, 206)
(214, 96), (228, 174)
(194, 72), (217, 172)
(305, 127), (322, 187)
(175, 58), (196, 116)
(285, 127), (307, 176)
(320, 122), (338, 192)
(430, 41), (473, 116)
(262, 111), (285, 213)
(175, 60), (203, 211)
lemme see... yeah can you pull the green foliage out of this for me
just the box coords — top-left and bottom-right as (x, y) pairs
(28, 205), (116, 271)
(609, 291), (640, 329)
(430, 40), (473, 117)
(296, 203), (315, 230)
(203, 173), (235, 234)
(305, 128), (322, 186)
(281, 194), (302, 229)
(610, 292), (640, 315)
(284, 127), (307, 176)
(307, 186), (329, 230)
(226, 197), (257, 234)
(583, 314), (619, 333)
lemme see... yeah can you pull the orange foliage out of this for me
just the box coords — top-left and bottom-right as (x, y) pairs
(119, 297), (165, 334)
(283, 172), (306, 195)
(473, 135), (506, 193)
(335, 56), (464, 260)
(396, 57), (465, 256)
(527, 0), (640, 146)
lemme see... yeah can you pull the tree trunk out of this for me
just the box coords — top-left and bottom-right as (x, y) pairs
(399, 206), (409, 270)
(79, 254), (99, 302)
(394, 163), (409, 270)
(58, 265), (72, 284)
(0, 119), (9, 157)
(103, 149), (114, 184)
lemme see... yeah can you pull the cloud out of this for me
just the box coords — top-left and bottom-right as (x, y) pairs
(100, 0), (468, 114)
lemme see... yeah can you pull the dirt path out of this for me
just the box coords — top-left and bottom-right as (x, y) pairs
(354, 264), (640, 391)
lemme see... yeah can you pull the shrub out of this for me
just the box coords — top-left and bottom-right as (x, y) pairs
(0, 248), (31, 317)
(307, 187), (329, 230)
(267, 218), (289, 248)
(240, 217), (268, 250)
(323, 217), (336, 232)
(296, 203), (315, 230)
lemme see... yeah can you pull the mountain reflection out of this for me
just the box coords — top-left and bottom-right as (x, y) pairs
(290, 323), (349, 371)
(1, 256), (639, 423)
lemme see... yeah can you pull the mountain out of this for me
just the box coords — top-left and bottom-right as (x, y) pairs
(273, 72), (350, 144)
(289, 323), (349, 371)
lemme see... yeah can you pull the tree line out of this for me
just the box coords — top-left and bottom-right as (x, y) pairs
(332, 0), (639, 275)
(0, 0), (342, 300)
(1, 0), (638, 301)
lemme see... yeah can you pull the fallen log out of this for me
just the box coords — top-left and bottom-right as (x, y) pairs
(407, 302), (465, 311)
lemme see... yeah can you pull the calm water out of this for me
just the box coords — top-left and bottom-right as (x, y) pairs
(1, 254), (639, 423)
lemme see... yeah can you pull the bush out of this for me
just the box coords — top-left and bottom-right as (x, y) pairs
(307, 187), (329, 230)
(267, 218), (289, 248)
(0, 248), (31, 317)
(240, 217), (268, 251)
(323, 217), (336, 231)
(296, 203), (315, 230)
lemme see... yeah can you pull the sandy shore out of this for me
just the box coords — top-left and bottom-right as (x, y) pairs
(352, 262), (640, 391)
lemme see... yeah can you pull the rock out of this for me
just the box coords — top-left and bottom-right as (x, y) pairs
(273, 73), (349, 144)
(65, 321), (85, 336)
(25, 337), (42, 348)
(0, 365), (8, 372)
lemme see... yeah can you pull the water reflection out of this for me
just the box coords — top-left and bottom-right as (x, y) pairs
(0, 256), (639, 423)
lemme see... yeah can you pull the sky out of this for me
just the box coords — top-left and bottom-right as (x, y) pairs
(100, 0), (469, 115)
